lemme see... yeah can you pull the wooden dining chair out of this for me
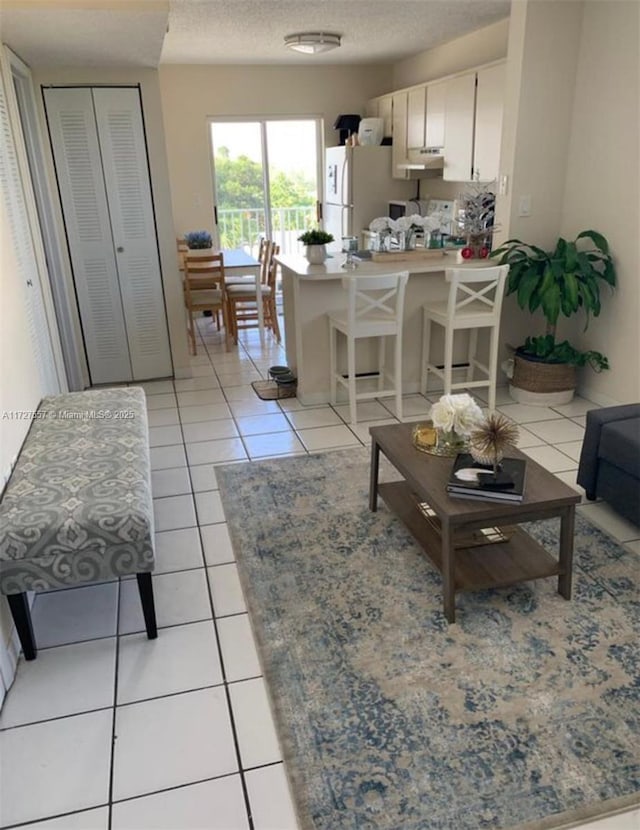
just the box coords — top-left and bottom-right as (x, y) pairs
(226, 241), (281, 342)
(176, 236), (188, 271)
(183, 252), (231, 354)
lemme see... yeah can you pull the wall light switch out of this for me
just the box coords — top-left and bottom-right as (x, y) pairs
(518, 195), (532, 217)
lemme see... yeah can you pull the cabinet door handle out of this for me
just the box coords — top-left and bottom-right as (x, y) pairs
(116, 246), (124, 253)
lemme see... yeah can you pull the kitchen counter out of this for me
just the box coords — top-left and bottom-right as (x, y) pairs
(277, 252), (490, 406)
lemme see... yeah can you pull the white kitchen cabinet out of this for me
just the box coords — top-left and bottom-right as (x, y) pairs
(391, 91), (409, 178)
(407, 86), (427, 150)
(473, 63), (505, 183)
(442, 72), (476, 181)
(425, 81), (446, 149)
(378, 95), (393, 137)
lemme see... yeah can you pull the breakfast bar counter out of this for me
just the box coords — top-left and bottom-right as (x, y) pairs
(277, 252), (483, 406)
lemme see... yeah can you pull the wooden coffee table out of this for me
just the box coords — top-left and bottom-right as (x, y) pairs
(369, 423), (581, 623)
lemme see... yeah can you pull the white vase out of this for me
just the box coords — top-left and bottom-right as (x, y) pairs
(305, 244), (327, 264)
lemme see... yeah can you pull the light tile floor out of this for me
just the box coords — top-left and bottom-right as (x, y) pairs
(0, 321), (638, 830)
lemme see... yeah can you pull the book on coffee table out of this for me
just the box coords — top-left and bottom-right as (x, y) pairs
(447, 453), (527, 503)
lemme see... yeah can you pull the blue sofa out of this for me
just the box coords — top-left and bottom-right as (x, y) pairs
(577, 404), (640, 526)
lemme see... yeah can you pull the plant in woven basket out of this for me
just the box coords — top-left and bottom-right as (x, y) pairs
(491, 231), (616, 371)
(469, 413), (520, 475)
(491, 230), (616, 400)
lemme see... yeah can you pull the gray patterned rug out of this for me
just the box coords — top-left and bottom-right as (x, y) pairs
(217, 449), (640, 830)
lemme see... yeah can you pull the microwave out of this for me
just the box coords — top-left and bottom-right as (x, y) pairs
(388, 199), (433, 221)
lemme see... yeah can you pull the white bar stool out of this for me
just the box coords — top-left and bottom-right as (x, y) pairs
(420, 265), (510, 411)
(329, 271), (409, 425)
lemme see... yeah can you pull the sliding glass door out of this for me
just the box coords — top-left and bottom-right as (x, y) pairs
(210, 118), (320, 255)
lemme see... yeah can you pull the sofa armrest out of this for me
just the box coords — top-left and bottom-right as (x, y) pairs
(577, 404), (640, 497)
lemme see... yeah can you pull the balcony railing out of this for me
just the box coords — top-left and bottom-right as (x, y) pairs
(217, 206), (316, 256)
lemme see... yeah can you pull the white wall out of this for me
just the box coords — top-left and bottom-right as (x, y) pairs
(496, 0), (639, 405)
(158, 63), (389, 232)
(31, 66), (191, 379)
(560, 0), (640, 404)
(391, 18), (509, 91)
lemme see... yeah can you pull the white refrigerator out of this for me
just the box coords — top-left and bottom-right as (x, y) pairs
(323, 145), (414, 252)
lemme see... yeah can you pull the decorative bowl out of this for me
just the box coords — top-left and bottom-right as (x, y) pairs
(412, 421), (437, 453)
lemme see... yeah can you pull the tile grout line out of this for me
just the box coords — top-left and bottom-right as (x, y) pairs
(9, 338), (636, 829)
(176, 382), (257, 830)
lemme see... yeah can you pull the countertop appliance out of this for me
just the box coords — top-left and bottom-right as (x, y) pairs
(324, 145), (413, 252)
(358, 118), (384, 145)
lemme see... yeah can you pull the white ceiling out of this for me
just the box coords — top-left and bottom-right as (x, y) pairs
(0, 0), (510, 68)
(162, 0), (511, 65)
(0, 3), (169, 69)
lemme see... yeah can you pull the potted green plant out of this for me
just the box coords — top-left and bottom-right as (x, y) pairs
(491, 230), (616, 404)
(185, 230), (213, 250)
(298, 229), (334, 264)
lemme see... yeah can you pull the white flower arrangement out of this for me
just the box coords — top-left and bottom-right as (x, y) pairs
(369, 217), (391, 233)
(429, 393), (483, 436)
(369, 214), (433, 233)
(370, 213), (453, 238)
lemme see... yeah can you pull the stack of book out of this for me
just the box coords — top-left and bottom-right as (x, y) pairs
(447, 453), (527, 503)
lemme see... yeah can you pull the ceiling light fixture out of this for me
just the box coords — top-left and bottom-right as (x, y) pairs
(284, 32), (341, 55)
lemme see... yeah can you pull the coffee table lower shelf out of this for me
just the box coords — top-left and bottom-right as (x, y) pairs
(379, 481), (560, 593)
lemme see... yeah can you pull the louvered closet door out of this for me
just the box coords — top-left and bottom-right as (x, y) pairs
(0, 70), (60, 395)
(93, 88), (171, 380)
(44, 87), (132, 384)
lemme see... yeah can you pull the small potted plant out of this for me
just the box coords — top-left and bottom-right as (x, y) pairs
(491, 230), (616, 404)
(184, 230), (213, 250)
(298, 228), (334, 264)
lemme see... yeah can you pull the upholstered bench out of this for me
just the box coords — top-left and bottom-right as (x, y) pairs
(0, 388), (157, 660)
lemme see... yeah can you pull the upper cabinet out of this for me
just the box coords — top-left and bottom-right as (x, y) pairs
(378, 96), (393, 138)
(425, 82), (446, 150)
(473, 63), (505, 184)
(442, 65), (505, 182)
(392, 91), (409, 178)
(365, 59), (505, 183)
(407, 87), (427, 150)
(442, 73), (476, 181)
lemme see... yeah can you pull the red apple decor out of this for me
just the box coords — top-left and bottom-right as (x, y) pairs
(461, 243), (490, 259)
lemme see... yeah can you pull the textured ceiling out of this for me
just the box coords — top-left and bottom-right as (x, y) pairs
(162, 0), (511, 65)
(0, 0), (510, 69)
(0, 2), (169, 68)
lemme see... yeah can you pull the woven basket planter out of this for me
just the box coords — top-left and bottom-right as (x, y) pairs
(512, 353), (576, 393)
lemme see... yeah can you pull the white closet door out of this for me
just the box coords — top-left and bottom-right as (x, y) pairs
(0, 70), (60, 396)
(93, 88), (171, 380)
(44, 87), (132, 385)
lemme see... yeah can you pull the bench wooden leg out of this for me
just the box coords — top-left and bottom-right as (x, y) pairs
(7, 593), (37, 661)
(136, 573), (158, 639)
